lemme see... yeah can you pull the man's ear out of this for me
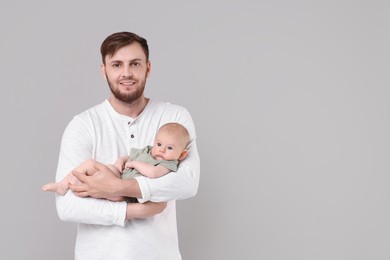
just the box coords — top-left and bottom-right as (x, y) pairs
(100, 63), (107, 79)
(178, 149), (188, 161)
(146, 61), (152, 79)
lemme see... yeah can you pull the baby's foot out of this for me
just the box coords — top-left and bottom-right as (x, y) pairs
(42, 183), (68, 196)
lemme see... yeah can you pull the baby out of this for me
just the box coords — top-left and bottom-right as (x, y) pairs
(42, 122), (190, 199)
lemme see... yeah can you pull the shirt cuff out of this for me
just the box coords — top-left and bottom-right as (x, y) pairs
(135, 176), (151, 203)
(115, 201), (128, 227)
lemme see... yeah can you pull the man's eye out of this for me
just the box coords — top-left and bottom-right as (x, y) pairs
(112, 64), (120, 68)
(131, 62), (140, 67)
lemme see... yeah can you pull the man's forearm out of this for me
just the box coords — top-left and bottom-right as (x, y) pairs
(70, 162), (143, 200)
(136, 165), (199, 203)
(126, 201), (167, 220)
(57, 191), (127, 226)
(116, 178), (142, 198)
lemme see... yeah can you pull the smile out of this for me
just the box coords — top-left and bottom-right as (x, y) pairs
(119, 80), (136, 86)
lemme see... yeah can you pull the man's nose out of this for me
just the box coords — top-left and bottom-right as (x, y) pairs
(122, 65), (133, 77)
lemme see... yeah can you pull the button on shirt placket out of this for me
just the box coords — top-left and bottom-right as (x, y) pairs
(127, 121), (139, 153)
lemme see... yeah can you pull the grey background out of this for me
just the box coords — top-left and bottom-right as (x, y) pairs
(1, 1), (389, 259)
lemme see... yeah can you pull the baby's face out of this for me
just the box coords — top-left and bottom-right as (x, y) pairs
(151, 131), (186, 161)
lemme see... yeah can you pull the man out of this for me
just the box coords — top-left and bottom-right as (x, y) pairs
(55, 31), (200, 260)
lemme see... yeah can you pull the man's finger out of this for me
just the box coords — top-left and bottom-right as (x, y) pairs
(72, 170), (88, 182)
(69, 183), (87, 192)
(73, 191), (89, 198)
(93, 161), (110, 171)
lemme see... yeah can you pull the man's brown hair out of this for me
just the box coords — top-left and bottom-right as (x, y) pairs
(100, 31), (149, 64)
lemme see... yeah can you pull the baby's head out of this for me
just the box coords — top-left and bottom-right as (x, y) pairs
(151, 123), (190, 161)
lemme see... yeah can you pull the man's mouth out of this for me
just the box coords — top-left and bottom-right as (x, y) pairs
(119, 80), (136, 86)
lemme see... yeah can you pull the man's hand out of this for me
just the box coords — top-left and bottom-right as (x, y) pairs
(69, 161), (124, 201)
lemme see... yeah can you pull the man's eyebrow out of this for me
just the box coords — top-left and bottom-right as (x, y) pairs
(110, 58), (144, 64)
(109, 60), (123, 64)
(129, 58), (145, 62)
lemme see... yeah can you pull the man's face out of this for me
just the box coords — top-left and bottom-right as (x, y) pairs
(101, 43), (151, 103)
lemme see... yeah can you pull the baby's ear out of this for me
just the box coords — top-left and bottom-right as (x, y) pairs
(178, 150), (188, 160)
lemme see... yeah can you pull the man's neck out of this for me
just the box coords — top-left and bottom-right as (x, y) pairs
(108, 96), (149, 118)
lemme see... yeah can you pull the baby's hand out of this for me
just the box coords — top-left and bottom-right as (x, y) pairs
(114, 161), (125, 172)
(124, 161), (134, 169)
(114, 156), (128, 172)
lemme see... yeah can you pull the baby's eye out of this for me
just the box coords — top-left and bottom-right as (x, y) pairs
(157, 143), (162, 147)
(167, 146), (173, 150)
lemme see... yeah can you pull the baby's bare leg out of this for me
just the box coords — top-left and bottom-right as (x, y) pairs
(42, 159), (100, 195)
(73, 159), (100, 175)
(42, 175), (72, 195)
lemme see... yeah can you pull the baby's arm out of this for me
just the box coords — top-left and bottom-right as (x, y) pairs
(125, 160), (171, 178)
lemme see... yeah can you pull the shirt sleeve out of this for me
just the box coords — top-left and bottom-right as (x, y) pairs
(136, 108), (200, 203)
(55, 116), (127, 226)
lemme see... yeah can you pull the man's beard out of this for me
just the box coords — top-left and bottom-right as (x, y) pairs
(106, 75), (146, 103)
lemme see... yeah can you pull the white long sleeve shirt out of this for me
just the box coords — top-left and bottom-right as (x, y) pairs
(55, 99), (200, 260)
